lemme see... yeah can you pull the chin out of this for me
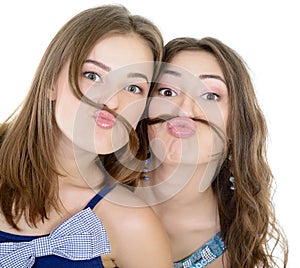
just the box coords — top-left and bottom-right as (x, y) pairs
(94, 139), (128, 155)
(165, 155), (210, 166)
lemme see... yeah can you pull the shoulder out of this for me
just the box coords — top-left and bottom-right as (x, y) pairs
(94, 184), (163, 234)
(94, 184), (173, 268)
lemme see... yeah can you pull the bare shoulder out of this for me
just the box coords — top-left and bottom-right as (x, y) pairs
(103, 183), (149, 207)
(94, 184), (173, 268)
(94, 184), (164, 234)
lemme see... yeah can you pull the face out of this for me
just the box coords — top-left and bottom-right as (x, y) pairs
(54, 34), (154, 154)
(148, 50), (229, 167)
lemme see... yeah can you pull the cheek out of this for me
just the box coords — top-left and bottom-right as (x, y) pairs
(147, 125), (156, 143)
(147, 124), (168, 151)
(206, 101), (228, 135)
(148, 124), (168, 162)
(225, 105), (229, 121)
(55, 102), (79, 144)
(220, 104), (229, 131)
(148, 124), (165, 141)
(55, 85), (81, 134)
(119, 98), (147, 129)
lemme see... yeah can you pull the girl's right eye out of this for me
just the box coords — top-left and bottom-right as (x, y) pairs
(158, 88), (177, 97)
(83, 72), (102, 82)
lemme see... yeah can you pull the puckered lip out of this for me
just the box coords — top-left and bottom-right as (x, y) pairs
(94, 110), (116, 129)
(167, 116), (196, 138)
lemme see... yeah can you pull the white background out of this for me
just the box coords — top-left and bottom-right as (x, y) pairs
(0, 1), (298, 266)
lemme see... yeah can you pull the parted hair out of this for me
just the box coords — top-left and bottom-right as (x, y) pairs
(154, 37), (288, 267)
(0, 5), (163, 229)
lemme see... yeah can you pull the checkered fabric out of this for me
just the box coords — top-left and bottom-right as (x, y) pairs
(0, 207), (111, 268)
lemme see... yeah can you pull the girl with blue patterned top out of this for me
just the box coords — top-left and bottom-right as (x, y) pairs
(137, 37), (288, 267)
(0, 5), (173, 268)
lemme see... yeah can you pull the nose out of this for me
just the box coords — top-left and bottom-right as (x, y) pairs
(103, 92), (120, 110)
(177, 93), (201, 117)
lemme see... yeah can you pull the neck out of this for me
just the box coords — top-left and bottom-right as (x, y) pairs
(147, 161), (221, 261)
(142, 158), (218, 201)
(55, 134), (105, 190)
(147, 160), (220, 227)
(161, 162), (215, 197)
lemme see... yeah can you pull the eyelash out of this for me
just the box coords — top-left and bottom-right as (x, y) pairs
(201, 92), (220, 101)
(157, 88), (220, 101)
(124, 85), (143, 94)
(83, 70), (144, 95)
(157, 88), (177, 97)
(83, 71), (103, 82)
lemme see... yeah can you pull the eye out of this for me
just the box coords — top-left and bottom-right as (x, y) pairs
(201, 92), (220, 101)
(158, 88), (177, 97)
(83, 72), (102, 82)
(124, 85), (142, 94)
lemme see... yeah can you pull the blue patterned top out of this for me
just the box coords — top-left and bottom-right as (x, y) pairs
(173, 232), (225, 268)
(0, 185), (114, 268)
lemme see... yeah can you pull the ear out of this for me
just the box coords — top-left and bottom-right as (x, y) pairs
(47, 88), (57, 101)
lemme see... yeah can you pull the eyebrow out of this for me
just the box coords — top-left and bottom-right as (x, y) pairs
(162, 69), (226, 85)
(199, 74), (226, 84)
(162, 69), (182, 77)
(85, 59), (111, 72)
(85, 59), (149, 84)
(127, 72), (149, 84)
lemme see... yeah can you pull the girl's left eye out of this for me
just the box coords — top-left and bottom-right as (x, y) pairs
(83, 72), (102, 82)
(124, 85), (142, 94)
(201, 92), (220, 101)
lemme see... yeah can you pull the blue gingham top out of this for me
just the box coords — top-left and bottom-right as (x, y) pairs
(0, 185), (114, 268)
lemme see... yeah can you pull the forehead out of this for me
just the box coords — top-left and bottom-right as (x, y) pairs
(87, 33), (154, 70)
(169, 50), (224, 78)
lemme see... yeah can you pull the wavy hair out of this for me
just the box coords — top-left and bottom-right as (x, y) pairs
(148, 37), (288, 267)
(0, 5), (163, 229)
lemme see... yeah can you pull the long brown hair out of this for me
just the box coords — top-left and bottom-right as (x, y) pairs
(0, 5), (163, 229)
(148, 37), (288, 267)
